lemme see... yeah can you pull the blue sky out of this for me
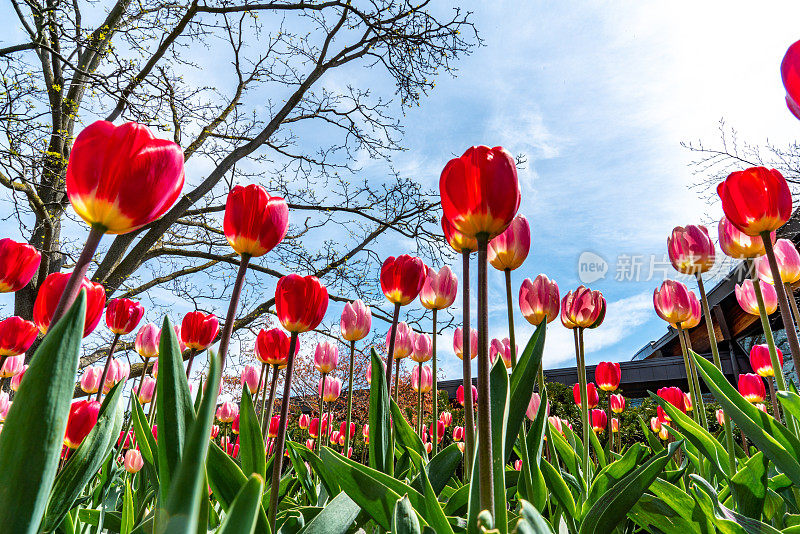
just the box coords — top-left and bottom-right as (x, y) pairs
(4, 1), (800, 389)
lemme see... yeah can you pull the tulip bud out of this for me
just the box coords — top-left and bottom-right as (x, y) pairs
(453, 327), (478, 361)
(314, 341), (339, 374)
(453, 426), (465, 441)
(738, 373), (766, 403)
(276, 274), (328, 333)
(456, 442), (465, 453)
(298, 414), (310, 430)
(650, 416), (661, 433)
(683, 393), (693, 412)
(756, 239), (800, 284)
(410, 333), (433, 363)
(181, 311), (219, 351)
(210, 425), (220, 439)
(525, 392), (543, 421)
(0, 392), (10, 422)
(718, 217), (772, 259)
(548, 416), (563, 435)
(591, 409), (607, 433)
(340, 299), (372, 341)
(80, 367), (102, 394)
(716, 409), (725, 426)
(305, 438), (315, 449)
(610, 393), (625, 413)
(717, 167), (792, 236)
(488, 215), (530, 271)
(103, 358), (130, 394)
(672, 292), (701, 330)
(656, 387), (687, 419)
(106, 298), (145, 335)
(519, 275), (560, 326)
(319, 376), (342, 402)
(223, 184), (289, 257)
(667, 225), (715, 274)
(595, 362), (621, 392)
(10, 364), (27, 391)
(611, 418), (619, 433)
(439, 145), (520, 239)
(457, 384), (477, 406)
(124, 449), (144, 474)
(339, 421), (356, 439)
(34, 272), (106, 337)
(135, 323), (161, 359)
(411, 365), (433, 394)
(430, 420), (445, 443)
(653, 280), (694, 326)
(573, 382), (599, 409)
(215, 401), (238, 423)
(561, 286), (606, 329)
(255, 327), (297, 367)
(0, 238), (41, 293)
(735, 279), (777, 316)
(268, 416), (280, 439)
(232, 414), (240, 435)
(419, 266), (458, 310)
(240, 365), (259, 395)
(64, 400), (101, 449)
(749, 344), (783, 378)
(138, 376), (156, 404)
(380, 255), (427, 306)
(514, 459), (523, 471)
(386, 322), (413, 359)
(489, 338), (515, 369)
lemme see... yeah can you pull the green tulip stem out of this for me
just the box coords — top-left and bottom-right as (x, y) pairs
(96, 332), (121, 403)
(786, 281), (800, 335)
(268, 331), (299, 533)
(461, 249), (476, 481)
(575, 328), (590, 488)
(263, 365), (280, 441)
(384, 302), (402, 403)
(217, 253), (250, 370)
(677, 326), (706, 427)
(317, 373), (327, 455)
(344, 340), (356, 455)
(185, 348), (198, 379)
(675, 326), (700, 424)
(49, 225), (104, 327)
(504, 268), (517, 369)
(768, 376), (781, 422)
(605, 391), (613, 450)
(416, 361), (423, 437)
(432, 308), (439, 456)
(476, 235), (494, 517)
(394, 357), (401, 402)
(258, 364), (271, 432)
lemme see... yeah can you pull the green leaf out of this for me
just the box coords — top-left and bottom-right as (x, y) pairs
(239, 387), (266, 481)
(583, 443), (644, 516)
(777, 390), (800, 423)
(410, 443), (462, 496)
(548, 423), (581, 481)
(490, 357), (510, 532)
(298, 492), (360, 534)
(417, 458), (454, 534)
(368, 349), (392, 475)
(43, 380), (125, 531)
(628, 494), (703, 534)
(131, 397), (159, 485)
(122, 478), (134, 534)
(392, 495), (422, 534)
(649, 391), (731, 480)
(521, 386), (549, 511)
(515, 499), (554, 533)
(0, 291), (86, 534)
(155, 316), (196, 503)
(691, 475), (781, 534)
(390, 399), (428, 462)
(216, 474), (264, 534)
(693, 355), (800, 481)
(648, 477), (711, 533)
(286, 441), (340, 499)
(540, 459), (577, 521)
(159, 350), (220, 532)
(285, 440), (318, 505)
(505, 321), (546, 463)
(579, 440), (681, 533)
(443, 484), (470, 517)
(588, 426), (606, 471)
(729, 452), (768, 521)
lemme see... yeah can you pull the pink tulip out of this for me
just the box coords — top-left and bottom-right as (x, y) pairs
(210, 425), (220, 439)
(514, 459), (523, 471)
(735, 279), (777, 316)
(419, 265), (458, 310)
(667, 225), (716, 274)
(756, 239), (800, 285)
(365, 360), (386, 385)
(386, 321), (413, 359)
(152, 360), (159, 379)
(488, 215), (531, 271)
(103, 358), (129, 394)
(411, 333), (433, 363)
(216, 401), (238, 423)
(305, 438), (315, 449)
(439, 411), (452, 427)
(453, 426), (464, 441)
(124, 449), (144, 474)
(268, 416), (280, 438)
(363, 423), (370, 440)
(240, 365), (260, 395)
(0, 355), (23, 378)
(453, 327), (478, 360)
(611, 418), (619, 433)
(489, 338), (515, 369)
(411, 365), (433, 393)
(314, 341), (339, 374)
(138, 376), (156, 404)
(135, 323), (160, 359)
(650, 416), (661, 433)
(525, 392), (543, 421)
(299, 414), (310, 430)
(610, 393), (625, 413)
(457, 384), (477, 406)
(548, 416), (563, 435)
(671, 291), (701, 330)
(10, 364), (27, 391)
(80, 366), (103, 394)
(653, 280), (694, 326)
(340, 299), (372, 341)
(519, 274), (560, 326)
(424, 442), (433, 454)
(0, 392), (10, 422)
(718, 217), (772, 259)
(561, 286), (606, 329)
(319, 376), (342, 402)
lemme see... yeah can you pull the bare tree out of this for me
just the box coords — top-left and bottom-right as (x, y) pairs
(0, 0), (479, 362)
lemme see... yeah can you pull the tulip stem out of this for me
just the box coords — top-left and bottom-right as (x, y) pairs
(218, 253), (250, 370)
(504, 269), (517, 369)
(785, 282), (800, 335)
(432, 309), (438, 456)
(394, 358), (400, 402)
(675, 326), (701, 425)
(317, 373), (327, 455)
(96, 333), (121, 403)
(416, 361), (423, 437)
(259, 364), (271, 432)
(263, 365), (280, 441)
(575, 328), (590, 490)
(476, 235), (494, 517)
(762, 232), (800, 380)
(461, 249), (475, 482)
(185, 348), (198, 379)
(384, 302), (401, 403)
(605, 392), (613, 450)
(345, 339), (356, 455)
(268, 332), (298, 533)
(768, 378), (781, 422)
(49, 225), (104, 328)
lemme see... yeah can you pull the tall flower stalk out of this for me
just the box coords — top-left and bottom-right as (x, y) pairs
(340, 298), (372, 454)
(519, 274), (560, 393)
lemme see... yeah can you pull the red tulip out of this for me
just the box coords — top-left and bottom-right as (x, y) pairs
(380, 255), (427, 306)
(595, 362), (621, 392)
(0, 238), (41, 293)
(457, 384), (477, 406)
(440, 145), (520, 239)
(223, 184), (289, 257)
(419, 266), (458, 310)
(749, 344), (783, 378)
(717, 167), (792, 236)
(255, 328), (297, 367)
(610, 393), (625, 413)
(573, 382), (599, 409)
(33, 272), (106, 337)
(667, 225), (715, 274)
(738, 373), (766, 403)
(363, 423), (370, 439)
(275, 274), (328, 333)
(611, 418), (619, 433)
(561, 286), (606, 329)
(657, 387), (686, 419)
(430, 420), (445, 443)
(590, 409), (607, 433)
(64, 400), (101, 449)
(781, 40), (800, 120)
(180, 311), (219, 351)
(519, 274), (560, 326)
(439, 411), (452, 427)
(105, 298), (144, 335)
(735, 279), (777, 316)
(66, 121), (184, 234)
(653, 280), (693, 326)
(308, 417), (321, 438)
(340, 299), (372, 341)
(718, 217), (771, 259)
(453, 327), (478, 360)
(0, 316), (38, 357)
(453, 426), (465, 441)
(297, 414), (309, 430)
(756, 239), (800, 284)
(268, 416), (280, 439)
(441, 216), (477, 253)
(339, 421), (357, 439)
(305, 438), (315, 449)
(488, 215), (530, 271)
